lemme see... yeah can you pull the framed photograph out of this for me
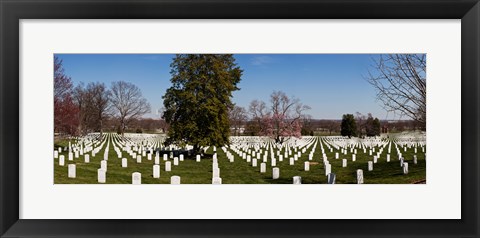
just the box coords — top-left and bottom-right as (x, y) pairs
(1, 0), (478, 237)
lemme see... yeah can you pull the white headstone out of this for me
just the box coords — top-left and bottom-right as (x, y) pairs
(271, 158), (276, 167)
(252, 159), (258, 167)
(68, 164), (76, 178)
(97, 169), (106, 183)
(155, 156), (160, 165)
(153, 164), (160, 178)
(163, 154), (168, 161)
(54, 150), (59, 159)
(121, 158), (127, 168)
(356, 169), (364, 184)
(165, 161), (171, 171)
(68, 152), (73, 161)
(400, 157), (404, 167)
(272, 167), (280, 179)
(289, 157), (294, 165)
(132, 172), (141, 185)
(373, 156), (378, 163)
(368, 161), (373, 171)
(304, 161), (310, 171)
(387, 154), (390, 162)
(196, 155), (201, 162)
(335, 152), (339, 159)
(171, 175), (181, 184)
(101, 160), (107, 171)
(212, 177), (222, 184)
(260, 163), (266, 173)
(84, 154), (90, 163)
(413, 155), (417, 164)
(342, 159), (347, 167)
(136, 155), (142, 163)
(325, 164), (331, 176)
(173, 157), (179, 166)
(147, 153), (152, 161)
(213, 167), (220, 178)
(179, 154), (184, 161)
(403, 162), (409, 174)
(59, 155), (65, 166)
(352, 154), (356, 161)
(293, 176), (302, 184)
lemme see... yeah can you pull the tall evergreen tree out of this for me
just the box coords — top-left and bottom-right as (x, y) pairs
(162, 54), (243, 154)
(341, 114), (357, 138)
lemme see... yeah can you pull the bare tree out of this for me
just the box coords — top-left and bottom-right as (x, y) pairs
(269, 91), (310, 143)
(72, 82), (111, 135)
(248, 99), (268, 134)
(249, 91), (310, 143)
(366, 54), (426, 126)
(86, 82), (111, 135)
(110, 81), (151, 135)
(229, 105), (247, 136)
(54, 56), (79, 136)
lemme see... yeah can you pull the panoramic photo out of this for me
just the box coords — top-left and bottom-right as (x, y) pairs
(53, 54), (426, 184)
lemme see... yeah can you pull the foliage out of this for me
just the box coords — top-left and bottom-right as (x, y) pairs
(162, 54), (243, 152)
(365, 115), (381, 137)
(341, 114), (357, 138)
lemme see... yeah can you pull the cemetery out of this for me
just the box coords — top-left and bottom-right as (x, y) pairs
(53, 54), (426, 185)
(54, 132), (426, 184)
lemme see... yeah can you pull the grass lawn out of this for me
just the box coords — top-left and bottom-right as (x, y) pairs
(54, 134), (426, 184)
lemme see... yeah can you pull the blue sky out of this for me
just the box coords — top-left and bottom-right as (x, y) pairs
(56, 54), (394, 120)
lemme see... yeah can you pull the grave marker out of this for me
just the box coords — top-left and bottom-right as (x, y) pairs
(260, 163), (266, 173)
(327, 173), (336, 184)
(132, 172), (141, 185)
(59, 155), (65, 166)
(68, 164), (76, 178)
(403, 163), (409, 174)
(368, 161), (373, 171)
(293, 176), (302, 184)
(357, 169), (364, 184)
(171, 175), (181, 184)
(272, 167), (280, 179)
(212, 177), (222, 184)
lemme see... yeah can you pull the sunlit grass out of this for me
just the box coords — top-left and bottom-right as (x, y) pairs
(54, 134), (426, 184)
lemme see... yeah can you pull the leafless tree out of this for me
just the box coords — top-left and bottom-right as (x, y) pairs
(86, 82), (111, 135)
(269, 91), (311, 142)
(366, 54), (426, 125)
(248, 99), (268, 133)
(110, 81), (151, 135)
(248, 91), (310, 143)
(72, 82), (111, 135)
(229, 105), (247, 136)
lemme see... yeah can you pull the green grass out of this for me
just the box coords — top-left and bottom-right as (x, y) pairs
(54, 134), (426, 184)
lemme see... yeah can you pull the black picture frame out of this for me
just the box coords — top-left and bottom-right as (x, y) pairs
(1, 0), (478, 237)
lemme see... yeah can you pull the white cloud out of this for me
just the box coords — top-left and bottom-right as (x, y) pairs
(251, 55), (273, 66)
